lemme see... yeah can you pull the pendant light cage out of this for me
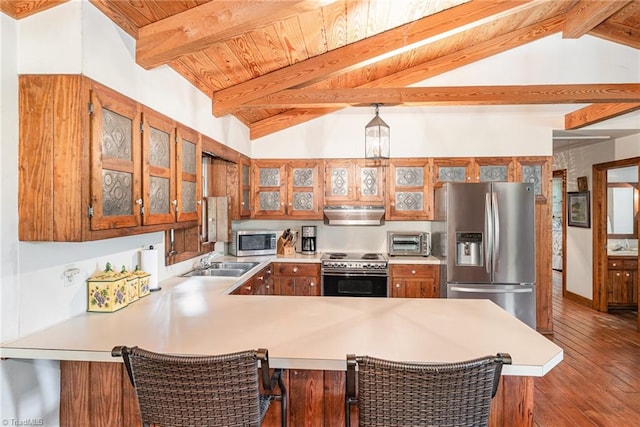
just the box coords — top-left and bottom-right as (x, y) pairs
(364, 104), (390, 160)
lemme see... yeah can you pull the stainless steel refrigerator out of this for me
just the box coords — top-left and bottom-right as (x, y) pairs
(434, 182), (536, 328)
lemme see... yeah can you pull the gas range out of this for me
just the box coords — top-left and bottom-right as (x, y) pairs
(320, 252), (388, 275)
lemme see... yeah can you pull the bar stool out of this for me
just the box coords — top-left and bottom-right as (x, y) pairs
(345, 352), (511, 427)
(112, 346), (287, 427)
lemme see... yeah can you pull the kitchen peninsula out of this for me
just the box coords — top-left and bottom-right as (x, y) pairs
(1, 257), (563, 427)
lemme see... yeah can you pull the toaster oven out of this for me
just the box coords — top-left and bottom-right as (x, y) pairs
(387, 231), (431, 257)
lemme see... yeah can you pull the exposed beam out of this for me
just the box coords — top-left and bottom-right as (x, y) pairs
(136, 0), (319, 70)
(565, 103), (640, 129)
(563, 0), (631, 39)
(589, 21), (640, 49)
(249, 14), (564, 139)
(213, 0), (536, 117)
(243, 84), (640, 108)
(0, 0), (68, 19)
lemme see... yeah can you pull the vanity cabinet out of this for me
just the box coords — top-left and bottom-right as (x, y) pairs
(273, 263), (321, 296)
(387, 159), (433, 220)
(390, 264), (440, 298)
(253, 160), (323, 219)
(607, 257), (638, 309)
(324, 160), (385, 205)
(19, 75), (201, 241)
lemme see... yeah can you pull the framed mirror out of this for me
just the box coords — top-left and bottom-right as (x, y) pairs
(607, 165), (638, 238)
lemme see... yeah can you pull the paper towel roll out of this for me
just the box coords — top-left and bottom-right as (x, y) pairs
(140, 247), (159, 291)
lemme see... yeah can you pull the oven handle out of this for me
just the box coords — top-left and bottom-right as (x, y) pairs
(321, 271), (389, 278)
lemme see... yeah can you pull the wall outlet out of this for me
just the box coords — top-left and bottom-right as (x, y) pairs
(63, 265), (81, 287)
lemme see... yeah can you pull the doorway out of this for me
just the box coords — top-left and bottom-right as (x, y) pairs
(552, 170), (567, 297)
(592, 157), (640, 314)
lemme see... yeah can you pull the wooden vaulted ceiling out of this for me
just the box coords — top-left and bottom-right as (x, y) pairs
(4, 0), (640, 139)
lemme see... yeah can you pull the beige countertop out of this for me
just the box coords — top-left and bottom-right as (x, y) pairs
(1, 261), (561, 377)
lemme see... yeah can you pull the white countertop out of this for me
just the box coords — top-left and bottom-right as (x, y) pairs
(1, 264), (561, 377)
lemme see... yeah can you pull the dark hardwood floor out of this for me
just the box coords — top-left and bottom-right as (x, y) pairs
(533, 271), (640, 426)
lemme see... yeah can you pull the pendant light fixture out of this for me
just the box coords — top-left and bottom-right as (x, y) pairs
(364, 103), (390, 159)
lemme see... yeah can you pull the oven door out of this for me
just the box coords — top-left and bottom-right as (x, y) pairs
(322, 273), (388, 297)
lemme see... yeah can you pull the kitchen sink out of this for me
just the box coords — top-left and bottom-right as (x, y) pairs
(182, 261), (260, 277)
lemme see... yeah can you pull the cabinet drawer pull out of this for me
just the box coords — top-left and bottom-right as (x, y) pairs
(292, 266), (298, 273)
(257, 276), (264, 281)
(411, 270), (416, 274)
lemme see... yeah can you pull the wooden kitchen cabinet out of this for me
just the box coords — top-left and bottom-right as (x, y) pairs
(324, 159), (385, 205)
(19, 75), (201, 241)
(515, 156), (549, 202)
(390, 264), (440, 298)
(238, 155), (252, 218)
(175, 126), (202, 223)
(475, 157), (515, 182)
(432, 158), (477, 188)
(607, 257), (638, 309)
(253, 160), (323, 219)
(273, 263), (321, 296)
(387, 158), (433, 220)
(232, 264), (274, 295)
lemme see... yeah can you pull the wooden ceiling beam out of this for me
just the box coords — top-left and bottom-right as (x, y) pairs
(249, 14), (565, 139)
(0, 0), (68, 19)
(565, 103), (640, 129)
(213, 0), (537, 117)
(136, 0), (320, 70)
(563, 0), (631, 39)
(589, 21), (640, 49)
(242, 84), (640, 108)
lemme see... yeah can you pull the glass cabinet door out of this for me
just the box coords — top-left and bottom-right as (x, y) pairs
(89, 84), (142, 230)
(176, 126), (201, 223)
(253, 162), (286, 216)
(288, 161), (322, 218)
(142, 107), (176, 225)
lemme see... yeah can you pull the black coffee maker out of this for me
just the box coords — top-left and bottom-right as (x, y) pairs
(301, 226), (317, 254)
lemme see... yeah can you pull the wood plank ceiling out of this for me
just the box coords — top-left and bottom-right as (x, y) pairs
(5, 0), (640, 139)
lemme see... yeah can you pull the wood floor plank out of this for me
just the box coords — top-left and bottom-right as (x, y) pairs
(533, 272), (640, 426)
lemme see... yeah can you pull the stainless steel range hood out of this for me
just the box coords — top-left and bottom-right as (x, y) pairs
(323, 205), (385, 226)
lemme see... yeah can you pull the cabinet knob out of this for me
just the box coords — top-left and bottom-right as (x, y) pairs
(626, 273), (630, 277)
(267, 269), (272, 274)
(289, 203), (292, 206)
(616, 272), (621, 276)
(257, 276), (264, 281)
(172, 200), (178, 206)
(245, 286), (251, 291)
(293, 266), (298, 273)
(612, 263), (617, 266)
(396, 283), (400, 288)
(135, 199), (143, 205)
(411, 270), (416, 275)
(310, 282), (315, 287)
(197, 200), (202, 205)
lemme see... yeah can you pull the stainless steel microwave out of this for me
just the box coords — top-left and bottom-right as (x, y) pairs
(229, 230), (277, 256)
(387, 231), (431, 257)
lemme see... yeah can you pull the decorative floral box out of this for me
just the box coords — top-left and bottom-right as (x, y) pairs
(121, 266), (139, 304)
(132, 265), (151, 297)
(87, 263), (129, 312)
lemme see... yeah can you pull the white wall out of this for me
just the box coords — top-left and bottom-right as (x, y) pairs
(554, 142), (615, 299)
(252, 33), (640, 159)
(552, 109), (640, 300)
(1, 1), (249, 424)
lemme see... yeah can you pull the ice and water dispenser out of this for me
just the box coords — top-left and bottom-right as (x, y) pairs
(455, 232), (483, 266)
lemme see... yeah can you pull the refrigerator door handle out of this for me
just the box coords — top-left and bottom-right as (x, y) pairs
(449, 286), (534, 294)
(485, 193), (492, 273)
(492, 191), (500, 268)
